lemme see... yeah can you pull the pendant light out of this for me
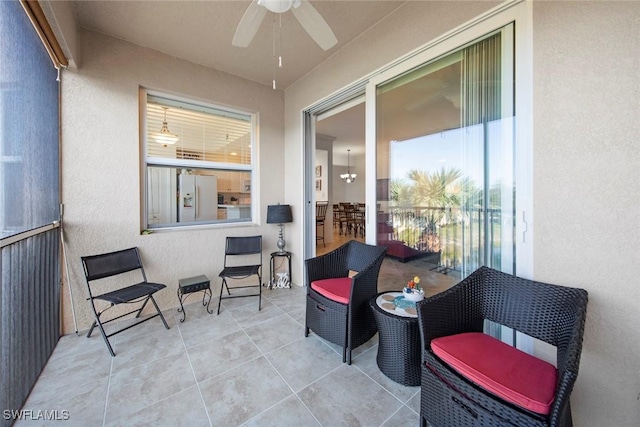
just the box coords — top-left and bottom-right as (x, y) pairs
(154, 106), (179, 145)
(340, 149), (357, 183)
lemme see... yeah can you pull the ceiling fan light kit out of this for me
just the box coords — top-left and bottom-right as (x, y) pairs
(258, 0), (301, 14)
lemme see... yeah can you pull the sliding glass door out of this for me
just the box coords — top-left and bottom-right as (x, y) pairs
(374, 25), (515, 278)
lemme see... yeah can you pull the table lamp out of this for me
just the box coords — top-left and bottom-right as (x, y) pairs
(266, 204), (293, 254)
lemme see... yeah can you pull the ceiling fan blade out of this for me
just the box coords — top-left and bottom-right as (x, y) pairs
(232, 0), (268, 48)
(291, 1), (337, 51)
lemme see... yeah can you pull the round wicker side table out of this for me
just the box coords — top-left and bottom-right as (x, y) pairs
(370, 292), (421, 386)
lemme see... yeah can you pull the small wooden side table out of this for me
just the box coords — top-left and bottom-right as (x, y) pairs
(177, 275), (212, 322)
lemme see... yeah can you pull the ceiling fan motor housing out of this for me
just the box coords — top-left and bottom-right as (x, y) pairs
(258, 0), (301, 14)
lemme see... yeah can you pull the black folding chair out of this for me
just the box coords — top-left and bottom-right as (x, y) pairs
(217, 235), (263, 314)
(81, 247), (169, 356)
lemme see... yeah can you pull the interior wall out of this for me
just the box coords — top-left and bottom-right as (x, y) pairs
(316, 134), (335, 244)
(333, 157), (365, 203)
(314, 149), (329, 202)
(531, 2), (640, 426)
(60, 29), (284, 334)
(285, 1), (639, 425)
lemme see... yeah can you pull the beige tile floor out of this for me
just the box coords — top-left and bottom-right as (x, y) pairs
(17, 254), (457, 427)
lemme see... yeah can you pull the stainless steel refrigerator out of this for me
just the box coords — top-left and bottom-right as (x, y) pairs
(178, 174), (218, 222)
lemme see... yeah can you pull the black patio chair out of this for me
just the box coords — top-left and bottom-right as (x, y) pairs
(305, 240), (387, 364)
(81, 247), (170, 356)
(217, 235), (263, 314)
(416, 266), (588, 427)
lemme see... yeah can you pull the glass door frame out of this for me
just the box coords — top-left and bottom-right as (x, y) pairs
(364, 1), (533, 279)
(302, 0), (533, 279)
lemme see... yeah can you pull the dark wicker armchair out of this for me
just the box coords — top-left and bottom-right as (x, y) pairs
(305, 240), (387, 364)
(416, 266), (588, 427)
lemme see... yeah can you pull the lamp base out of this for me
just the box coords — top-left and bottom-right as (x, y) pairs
(276, 224), (286, 253)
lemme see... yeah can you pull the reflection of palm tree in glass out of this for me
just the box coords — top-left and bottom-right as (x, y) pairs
(389, 168), (464, 252)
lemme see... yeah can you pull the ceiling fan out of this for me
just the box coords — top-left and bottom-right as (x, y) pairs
(233, 0), (338, 51)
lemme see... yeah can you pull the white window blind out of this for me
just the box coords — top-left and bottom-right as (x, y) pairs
(146, 95), (252, 165)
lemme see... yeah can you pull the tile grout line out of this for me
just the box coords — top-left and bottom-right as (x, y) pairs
(175, 311), (214, 427)
(351, 345), (416, 406)
(199, 303), (315, 423)
(102, 354), (114, 427)
(236, 315), (326, 427)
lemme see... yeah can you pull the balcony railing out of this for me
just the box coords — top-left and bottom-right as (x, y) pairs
(378, 205), (504, 274)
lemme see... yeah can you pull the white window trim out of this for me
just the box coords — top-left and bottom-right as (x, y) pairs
(140, 88), (259, 231)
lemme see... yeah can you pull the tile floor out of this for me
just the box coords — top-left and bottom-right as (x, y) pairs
(17, 255), (457, 427)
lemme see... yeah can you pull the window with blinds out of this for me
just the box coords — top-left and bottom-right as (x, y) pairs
(142, 91), (256, 229)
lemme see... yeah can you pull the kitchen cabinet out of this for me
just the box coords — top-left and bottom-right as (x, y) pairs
(220, 205), (251, 219)
(216, 172), (243, 192)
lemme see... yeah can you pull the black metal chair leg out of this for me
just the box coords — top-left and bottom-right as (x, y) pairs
(134, 296), (151, 318)
(149, 296), (170, 329)
(257, 275), (262, 310)
(95, 320), (116, 357)
(217, 278), (226, 315)
(87, 320), (97, 338)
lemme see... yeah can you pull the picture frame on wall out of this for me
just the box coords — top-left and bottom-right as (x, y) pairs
(315, 165), (322, 177)
(315, 179), (322, 191)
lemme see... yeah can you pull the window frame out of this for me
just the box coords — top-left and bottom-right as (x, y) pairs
(140, 88), (258, 231)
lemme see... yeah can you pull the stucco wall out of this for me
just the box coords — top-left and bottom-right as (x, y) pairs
(60, 30), (284, 334)
(531, 2), (640, 425)
(284, 1), (639, 425)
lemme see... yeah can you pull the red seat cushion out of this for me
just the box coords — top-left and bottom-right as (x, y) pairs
(431, 332), (557, 415)
(311, 277), (352, 304)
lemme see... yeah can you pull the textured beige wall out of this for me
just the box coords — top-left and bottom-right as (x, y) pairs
(285, 1), (639, 425)
(531, 2), (640, 426)
(60, 30), (284, 335)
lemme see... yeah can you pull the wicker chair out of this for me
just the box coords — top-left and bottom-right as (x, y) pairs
(416, 266), (588, 427)
(305, 240), (387, 364)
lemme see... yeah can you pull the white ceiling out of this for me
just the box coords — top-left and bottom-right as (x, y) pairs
(71, 0), (406, 89)
(69, 1), (405, 161)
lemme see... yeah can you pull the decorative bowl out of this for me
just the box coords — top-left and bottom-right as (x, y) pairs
(403, 288), (424, 302)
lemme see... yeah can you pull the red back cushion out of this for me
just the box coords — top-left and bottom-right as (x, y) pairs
(311, 277), (351, 304)
(431, 332), (557, 415)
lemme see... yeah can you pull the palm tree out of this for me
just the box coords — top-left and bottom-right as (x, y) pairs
(389, 167), (463, 252)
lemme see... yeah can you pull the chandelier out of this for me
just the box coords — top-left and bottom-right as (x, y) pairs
(340, 149), (357, 183)
(153, 106), (179, 145)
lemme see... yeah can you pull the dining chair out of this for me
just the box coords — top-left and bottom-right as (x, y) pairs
(316, 201), (329, 247)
